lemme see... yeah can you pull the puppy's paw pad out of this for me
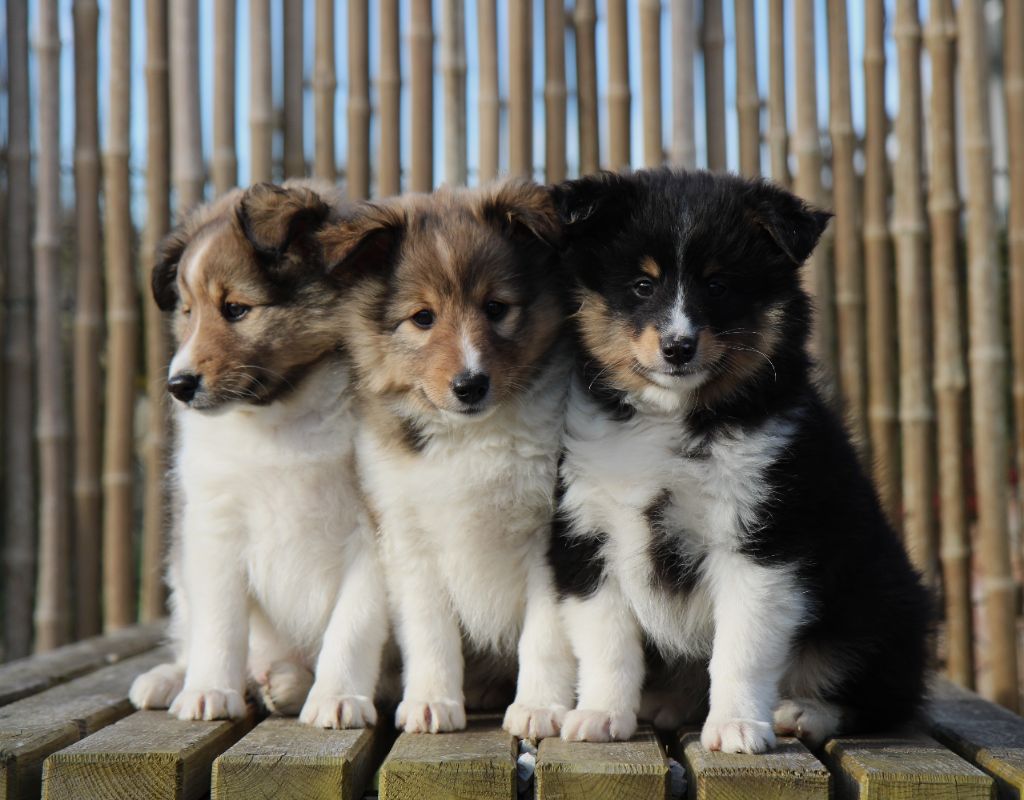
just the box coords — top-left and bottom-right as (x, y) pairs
(396, 699), (467, 733)
(772, 698), (840, 747)
(701, 717), (775, 754)
(129, 663), (185, 710)
(259, 661), (314, 716)
(503, 702), (567, 739)
(300, 693), (377, 729)
(561, 709), (637, 742)
(170, 688), (247, 721)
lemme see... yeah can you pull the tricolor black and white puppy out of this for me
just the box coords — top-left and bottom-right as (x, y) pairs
(549, 169), (931, 752)
(319, 180), (576, 736)
(129, 182), (389, 728)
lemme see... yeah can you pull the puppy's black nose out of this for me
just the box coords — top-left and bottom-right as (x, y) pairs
(167, 373), (200, 402)
(451, 372), (490, 405)
(661, 336), (697, 366)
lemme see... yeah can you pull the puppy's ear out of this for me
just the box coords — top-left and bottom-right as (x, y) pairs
(318, 203), (404, 283)
(479, 179), (561, 250)
(152, 225), (190, 311)
(236, 182), (332, 262)
(748, 182), (832, 266)
(550, 171), (632, 240)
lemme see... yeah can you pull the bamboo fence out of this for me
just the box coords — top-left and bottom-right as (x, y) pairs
(2, 0), (1023, 711)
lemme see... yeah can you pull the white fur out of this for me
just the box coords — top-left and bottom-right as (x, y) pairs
(130, 360), (390, 728)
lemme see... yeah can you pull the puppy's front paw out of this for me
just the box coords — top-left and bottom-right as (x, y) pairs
(300, 691), (377, 729)
(772, 698), (840, 747)
(129, 663), (185, 710)
(257, 660), (314, 716)
(396, 699), (467, 733)
(503, 702), (567, 739)
(170, 687), (247, 721)
(701, 716), (775, 754)
(561, 709), (637, 742)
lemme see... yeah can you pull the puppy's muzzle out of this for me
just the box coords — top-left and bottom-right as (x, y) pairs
(660, 335), (697, 366)
(168, 372), (201, 403)
(451, 371), (490, 407)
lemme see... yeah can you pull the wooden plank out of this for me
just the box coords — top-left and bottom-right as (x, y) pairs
(0, 622), (164, 707)
(379, 716), (516, 800)
(212, 716), (389, 800)
(535, 725), (668, 800)
(927, 678), (1024, 797)
(0, 648), (169, 800)
(822, 732), (995, 800)
(42, 706), (256, 800)
(679, 731), (830, 800)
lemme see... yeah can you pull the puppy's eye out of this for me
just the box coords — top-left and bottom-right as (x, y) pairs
(222, 302), (250, 321)
(484, 300), (509, 321)
(707, 280), (728, 298)
(633, 278), (655, 298)
(411, 309), (435, 329)
(182, 306), (192, 317)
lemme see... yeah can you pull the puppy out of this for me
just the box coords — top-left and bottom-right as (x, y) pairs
(549, 169), (931, 752)
(129, 182), (389, 728)
(318, 180), (577, 735)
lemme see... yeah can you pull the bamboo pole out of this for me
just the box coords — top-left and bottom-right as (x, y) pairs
(379, 0), (402, 195)
(926, 0), (972, 689)
(410, 0), (434, 192)
(478, 0), (499, 182)
(702, 0), (726, 171)
(170, 0), (204, 211)
(893, 0), (937, 588)
(141, 0), (171, 623)
(574, 0), (600, 175)
(863, 0), (900, 523)
(72, 0), (103, 639)
(212, 0), (237, 195)
(34, 0), (71, 651)
(3, 0), (36, 660)
(509, 0), (533, 178)
(734, 0), (758, 176)
(283, 0), (304, 179)
(544, 0), (567, 182)
(828, 0), (867, 455)
(250, 0), (273, 184)
(442, 0), (467, 186)
(314, 0), (336, 183)
(1007, 0), (1024, 539)
(607, 0), (630, 171)
(768, 0), (789, 186)
(639, 0), (663, 168)
(670, 0), (696, 168)
(960, 0), (1019, 711)
(349, 0), (371, 196)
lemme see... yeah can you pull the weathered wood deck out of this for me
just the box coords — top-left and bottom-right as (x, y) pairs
(0, 625), (1018, 799)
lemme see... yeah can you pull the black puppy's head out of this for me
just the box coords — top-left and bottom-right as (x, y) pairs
(553, 169), (830, 410)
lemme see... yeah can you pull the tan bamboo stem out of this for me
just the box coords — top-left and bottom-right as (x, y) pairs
(314, 0), (336, 182)
(478, 0), (499, 182)
(283, 0), (304, 178)
(349, 0), (371, 196)
(3, 0), (36, 660)
(639, 0), (662, 168)
(410, 0), (434, 192)
(768, 0), (789, 186)
(72, 0), (103, 639)
(34, 0), (71, 651)
(926, 0), (972, 688)
(213, 0), (237, 195)
(670, 0), (696, 168)
(607, 0), (630, 171)
(960, 0), (1019, 711)
(170, 0), (203, 211)
(545, 0), (567, 182)
(828, 0), (867, 455)
(863, 0), (899, 523)
(442, 0), (467, 185)
(574, 0), (600, 175)
(141, 0), (171, 623)
(509, 0), (533, 177)
(250, 0), (273, 184)
(702, 0), (725, 171)
(734, 0), (758, 176)
(379, 0), (402, 195)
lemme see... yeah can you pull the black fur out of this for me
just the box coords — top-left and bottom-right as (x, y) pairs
(549, 475), (608, 599)
(645, 491), (705, 595)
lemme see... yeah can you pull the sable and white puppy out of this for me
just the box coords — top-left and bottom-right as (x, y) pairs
(549, 170), (931, 752)
(319, 180), (576, 736)
(129, 182), (389, 728)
